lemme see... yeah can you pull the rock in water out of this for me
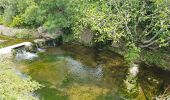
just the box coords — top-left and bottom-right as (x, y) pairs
(130, 64), (139, 76)
(0, 40), (7, 43)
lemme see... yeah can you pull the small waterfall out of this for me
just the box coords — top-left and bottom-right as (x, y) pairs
(52, 40), (56, 46)
(15, 48), (38, 61)
(34, 42), (46, 52)
(35, 43), (39, 49)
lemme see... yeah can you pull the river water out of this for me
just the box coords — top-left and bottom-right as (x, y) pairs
(13, 44), (170, 100)
(1, 35), (170, 100)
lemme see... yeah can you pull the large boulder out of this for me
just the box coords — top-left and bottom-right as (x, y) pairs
(37, 26), (62, 39)
(79, 28), (93, 45)
(33, 39), (46, 48)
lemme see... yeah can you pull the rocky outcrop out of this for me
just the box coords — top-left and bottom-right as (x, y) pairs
(37, 26), (62, 39)
(0, 42), (32, 55)
(0, 25), (36, 37)
(34, 39), (46, 48)
(0, 25), (62, 40)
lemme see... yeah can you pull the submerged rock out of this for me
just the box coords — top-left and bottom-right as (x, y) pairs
(0, 40), (7, 43)
(121, 64), (141, 99)
(67, 85), (109, 100)
(130, 64), (139, 76)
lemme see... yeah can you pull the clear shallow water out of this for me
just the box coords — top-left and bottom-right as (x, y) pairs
(13, 44), (170, 100)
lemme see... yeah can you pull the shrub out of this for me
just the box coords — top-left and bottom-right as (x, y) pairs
(0, 57), (42, 100)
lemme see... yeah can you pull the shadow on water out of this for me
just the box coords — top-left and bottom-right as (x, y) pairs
(13, 43), (170, 100)
(138, 64), (170, 99)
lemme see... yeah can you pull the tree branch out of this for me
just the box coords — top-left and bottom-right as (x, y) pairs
(142, 32), (159, 44)
(139, 40), (157, 48)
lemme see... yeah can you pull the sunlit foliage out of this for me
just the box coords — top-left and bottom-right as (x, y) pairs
(0, 56), (42, 99)
(0, 0), (169, 63)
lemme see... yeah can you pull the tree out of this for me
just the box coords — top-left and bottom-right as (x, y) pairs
(0, 0), (169, 63)
(68, 0), (170, 63)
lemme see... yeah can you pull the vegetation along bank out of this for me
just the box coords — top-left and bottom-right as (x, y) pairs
(0, 0), (170, 100)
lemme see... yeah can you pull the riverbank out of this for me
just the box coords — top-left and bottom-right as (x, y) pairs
(0, 32), (43, 99)
(0, 34), (170, 99)
(0, 52), (42, 99)
(0, 24), (169, 71)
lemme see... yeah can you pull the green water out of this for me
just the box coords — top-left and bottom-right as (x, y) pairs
(13, 44), (170, 100)
(0, 35), (32, 48)
(1, 35), (170, 100)
(15, 44), (126, 100)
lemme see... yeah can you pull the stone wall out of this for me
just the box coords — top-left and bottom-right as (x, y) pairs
(0, 25), (61, 39)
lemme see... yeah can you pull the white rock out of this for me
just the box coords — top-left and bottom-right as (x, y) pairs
(130, 64), (139, 76)
(0, 40), (7, 43)
(0, 42), (32, 55)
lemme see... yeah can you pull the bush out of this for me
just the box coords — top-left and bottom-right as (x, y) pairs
(0, 15), (3, 24)
(10, 15), (23, 27)
(0, 57), (42, 100)
(124, 43), (141, 65)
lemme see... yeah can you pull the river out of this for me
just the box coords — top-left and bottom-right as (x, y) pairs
(1, 35), (170, 100)
(14, 44), (170, 100)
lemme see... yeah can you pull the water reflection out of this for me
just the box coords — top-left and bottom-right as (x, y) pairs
(15, 45), (127, 100)
(65, 57), (103, 82)
(14, 44), (170, 100)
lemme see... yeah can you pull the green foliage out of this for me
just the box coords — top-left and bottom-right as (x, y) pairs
(15, 33), (33, 39)
(0, 15), (3, 24)
(69, 0), (170, 47)
(21, 4), (43, 26)
(0, 0), (69, 29)
(0, 70), (41, 100)
(3, 6), (16, 26)
(0, 57), (42, 100)
(142, 51), (170, 70)
(0, 0), (169, 64)
(10, 15), (23, 27)
(39, 0), (70, 32)
(124, 43), (141, 65)
(44, 13), (68, 33)
(67, 0), (169, 64)
(62, 33), (75, 43)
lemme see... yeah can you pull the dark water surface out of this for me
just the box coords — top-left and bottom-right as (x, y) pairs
(13, 44), (170, 100)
